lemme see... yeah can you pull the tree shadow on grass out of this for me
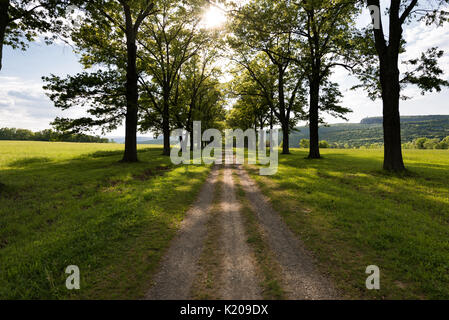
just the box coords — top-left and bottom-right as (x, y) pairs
(279, 150), (449, 178)
(8, 157), (52, 168)
(275, 151), (449, 208)
(0, 147), (211, 299)
(247, 152), (449, 299)
(76, 147), (153, 160)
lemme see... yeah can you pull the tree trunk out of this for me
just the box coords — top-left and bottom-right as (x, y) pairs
(0, 0), (10, 71)
(278, 67), (290, 155)
(380, 55), (405, 171)
(282, 123), (289, 154)
(187, 102), (194, 151)
(162, 95), (170, 156)
(308, 77), (321, 159)
(163, 123), (170, 155)
(122, 27), (139, 163)
(368, 1), (406, 172)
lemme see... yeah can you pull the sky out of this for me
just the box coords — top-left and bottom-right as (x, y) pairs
(1, 6), (449, 138)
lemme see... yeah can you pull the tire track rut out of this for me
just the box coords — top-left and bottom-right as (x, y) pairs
(236, 166), (340, 300)
(218, 166), (262, 300)
(145, 166), (219, 300)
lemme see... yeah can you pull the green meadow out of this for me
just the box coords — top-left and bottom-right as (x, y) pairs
(0, 141), (211, 299)
(247, 148), (449, 299)
(1, 141), (448, 299)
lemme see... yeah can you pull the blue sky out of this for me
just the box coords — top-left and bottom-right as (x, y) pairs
(1, 15), (449, 138)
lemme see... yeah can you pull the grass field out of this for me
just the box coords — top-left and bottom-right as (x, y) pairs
(0, 141), (211, 299)
(1, 141), (448, 300)
(246, 148), (449, 299)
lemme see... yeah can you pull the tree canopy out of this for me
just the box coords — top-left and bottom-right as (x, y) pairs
(3, 0), (447, 171)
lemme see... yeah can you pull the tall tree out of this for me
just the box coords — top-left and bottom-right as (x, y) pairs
(357, 0), (449, 171)
(137, 0), (208, 155)
(171, 49), (223, 149)
(292, 0), (357, 159)
(43, 0), (156, 162)
(119, 0), (156, 162)
(228, 0), (306, 154)
(227, 56), (278, 131)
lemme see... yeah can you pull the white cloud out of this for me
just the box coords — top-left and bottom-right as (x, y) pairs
(0, 76), (53, 130)
(0, 76), (90, 131)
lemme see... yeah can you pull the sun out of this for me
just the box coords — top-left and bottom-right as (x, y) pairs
(201, 4), (227, 29)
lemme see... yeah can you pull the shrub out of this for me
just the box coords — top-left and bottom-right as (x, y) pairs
(423, 138), (440, 150)
(438, 136), (449, 149)
(319, 140), (329, 148)
(414, 137), (428, 149)
(299, 139), (310, 148)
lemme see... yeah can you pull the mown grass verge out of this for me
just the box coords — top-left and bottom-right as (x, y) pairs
(191, 168), (224, 300)
(246, 148), (449, 299)
(0, 141), (211, 299)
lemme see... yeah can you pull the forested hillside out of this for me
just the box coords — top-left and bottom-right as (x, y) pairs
(288, 115), (449, 148)
(0, 128), (110, 143)
(360, 115), (449, 124)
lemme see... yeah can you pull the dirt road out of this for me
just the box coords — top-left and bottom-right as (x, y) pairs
(236, 166), (339, 299)
(218, 166), (262, 299)
(145, 164), (339, 300)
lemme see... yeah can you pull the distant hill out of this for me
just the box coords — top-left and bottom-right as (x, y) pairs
(108, 136), (158, 144)
(288, 115), (449, 147)
(108, 115), (449, 148)
(107, 136), (173, 145)
(360, 115), (449, 125)
(140, 139), (164, 145)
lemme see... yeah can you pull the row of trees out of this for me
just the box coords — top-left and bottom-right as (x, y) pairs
(226, 0), (449, 171)
(226, 0), (354, 156)
(1, 0), (226, 162)
(298, 137), (449, 150)
(41, 0), (227, 160)
(0, 127), (110, 143)
(298, 139), (329, 149)
(403, 136), (449, 150)
(1, 0), (449, 171)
